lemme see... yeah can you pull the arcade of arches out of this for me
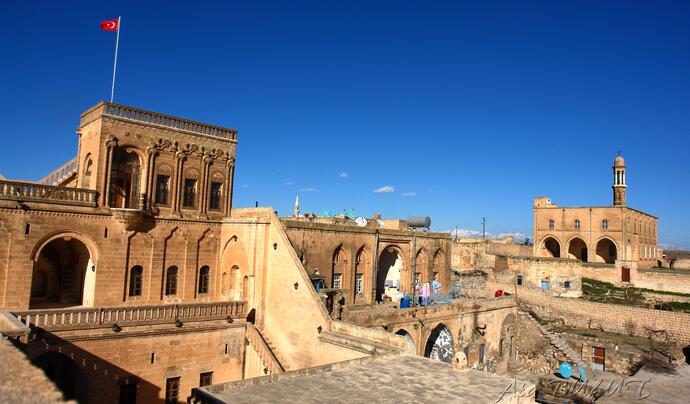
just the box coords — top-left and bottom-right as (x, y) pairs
(538, 236), (618, 264)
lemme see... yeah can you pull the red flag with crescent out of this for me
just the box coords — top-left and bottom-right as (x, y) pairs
(100, 19), (119, 31)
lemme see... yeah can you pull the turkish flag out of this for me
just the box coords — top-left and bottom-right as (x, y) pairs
(100, 19), (119, 31)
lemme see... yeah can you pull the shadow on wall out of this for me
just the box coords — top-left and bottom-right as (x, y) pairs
(25, 330), (160, 403)
(684, 346), (690, 366)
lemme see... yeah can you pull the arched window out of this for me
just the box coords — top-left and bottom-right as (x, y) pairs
(198, 266), (210, 294)
(165, 266), (178, 296)
(82, 156), (93, 188)
(129, 266), (143, 297)
(548, 220), (555, 230)
(602, 219), (608, 230)
(574, 219), (581, 230)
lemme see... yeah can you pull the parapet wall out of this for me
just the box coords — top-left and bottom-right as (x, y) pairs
(515, 286), (690, 345)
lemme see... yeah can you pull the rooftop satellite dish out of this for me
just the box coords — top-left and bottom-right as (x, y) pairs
(376, 218), (385, 227)
(355, 217), (367, 227)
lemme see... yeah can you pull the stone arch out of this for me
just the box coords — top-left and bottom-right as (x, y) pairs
(567, 237), (588, 262)
(220, 235), (250, 301)
(81, 153), (93, 189)
(196, 229), (218, 298)
(32, 351), (88, 402)
(432, 248), (445, 275)
(395, 328), (416, 353)
(354, 246), (369, 303)
(539, 236), (561, 258)
(208, 170), (226, 211)
(424, 323), (454, 363)
(181, 167), (201, 209)
(415, 248), (429, 283)
(31, 232), (100, 309)
(162, 228), (187, 300)
(376, 245), (405, 302)
(626, 239), (633, 260)
(595, 237), (618, 264)
(153, 162), (174, 207)
(331, 245), (348, 290)
(109, 146), (144, 208)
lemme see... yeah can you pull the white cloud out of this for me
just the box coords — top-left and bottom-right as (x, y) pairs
(450, 228), (483, 238)
(284, 181), (295, 186)
(339, 172), (349, 179)
(496, 232), (530, 242)
(448, 228), (530, 243)
(401, 192), (417, 197)
(373, 185), (395, 193)
(241, 184), (250, 189)
(300, 187), (317, 192)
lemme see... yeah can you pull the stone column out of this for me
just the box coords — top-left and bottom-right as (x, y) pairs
(224, 159), (235, 217)
(172, 151), (186, 217)
(199, 155), (212, 218)
(103, 137), (118, 208)
(143, 147), (158, 209)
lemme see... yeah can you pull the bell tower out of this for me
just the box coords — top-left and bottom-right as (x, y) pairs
(613, 153), (626, 207)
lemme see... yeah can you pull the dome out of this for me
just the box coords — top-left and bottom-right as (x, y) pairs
(614, 154), (625, 168)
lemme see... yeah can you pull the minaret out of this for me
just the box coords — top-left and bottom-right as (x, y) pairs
(613, 153), (626, 207)
(293, 194), (300, 217)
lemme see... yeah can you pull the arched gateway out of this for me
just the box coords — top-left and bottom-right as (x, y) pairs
(30, 234), (98, 309)
(424, 323), (454, 363)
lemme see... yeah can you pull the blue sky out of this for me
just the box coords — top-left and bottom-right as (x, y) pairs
(2, 1), (689, 248)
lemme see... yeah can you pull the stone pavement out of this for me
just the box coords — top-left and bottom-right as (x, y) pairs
(198, 354), (536, 403)
(594, 362), (690, 404)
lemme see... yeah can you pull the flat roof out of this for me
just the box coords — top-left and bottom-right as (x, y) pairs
(195, 354), (534, 403)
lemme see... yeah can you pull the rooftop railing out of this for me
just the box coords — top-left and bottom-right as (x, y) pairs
(102, 103), (237, 141)
(0, 179), (98, 207)
(13, 301), (246, 332)
(39, 157), (78, 186)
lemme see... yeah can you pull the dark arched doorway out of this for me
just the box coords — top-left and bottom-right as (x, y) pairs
(395, 329), (416, 353)
(424, 323), (454, 363)
(31, 237), (94, 309)
(376, 247), (403, 302)
(568, 238), (588, 262)
(32, 351), (88, 403)
(596, 238), (618, 264)
(540, 237), (561, 258)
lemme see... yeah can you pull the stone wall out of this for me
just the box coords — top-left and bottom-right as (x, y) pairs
(562, 334), (644, 376)
(515, 287), (690, 345)
(450, 270), (488, 291)
(256, 209), (370, 369)
(501, 256), (583, 297)
(25, 322), (246, 403)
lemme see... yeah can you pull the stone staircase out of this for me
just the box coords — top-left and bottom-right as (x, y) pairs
(60, 267), (77, 304)
(245, 325), (287, 374)
(518, 310), (588, 374)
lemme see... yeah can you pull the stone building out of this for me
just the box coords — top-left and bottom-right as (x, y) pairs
(533, 155), (659, 268)
(0, 102), (518, 403)
(281, 215), (452, 305)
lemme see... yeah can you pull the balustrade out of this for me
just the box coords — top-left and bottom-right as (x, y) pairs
(103, 103), (237, 140)
(39, 157), (78, 186)
(13, 301), (246, 331)
(0, 179), (98, 207)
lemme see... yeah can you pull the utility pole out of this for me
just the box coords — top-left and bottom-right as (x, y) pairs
(482, 218), (486, 239)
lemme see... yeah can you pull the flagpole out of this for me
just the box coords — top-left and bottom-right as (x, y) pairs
(110, 16), (121, 103)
